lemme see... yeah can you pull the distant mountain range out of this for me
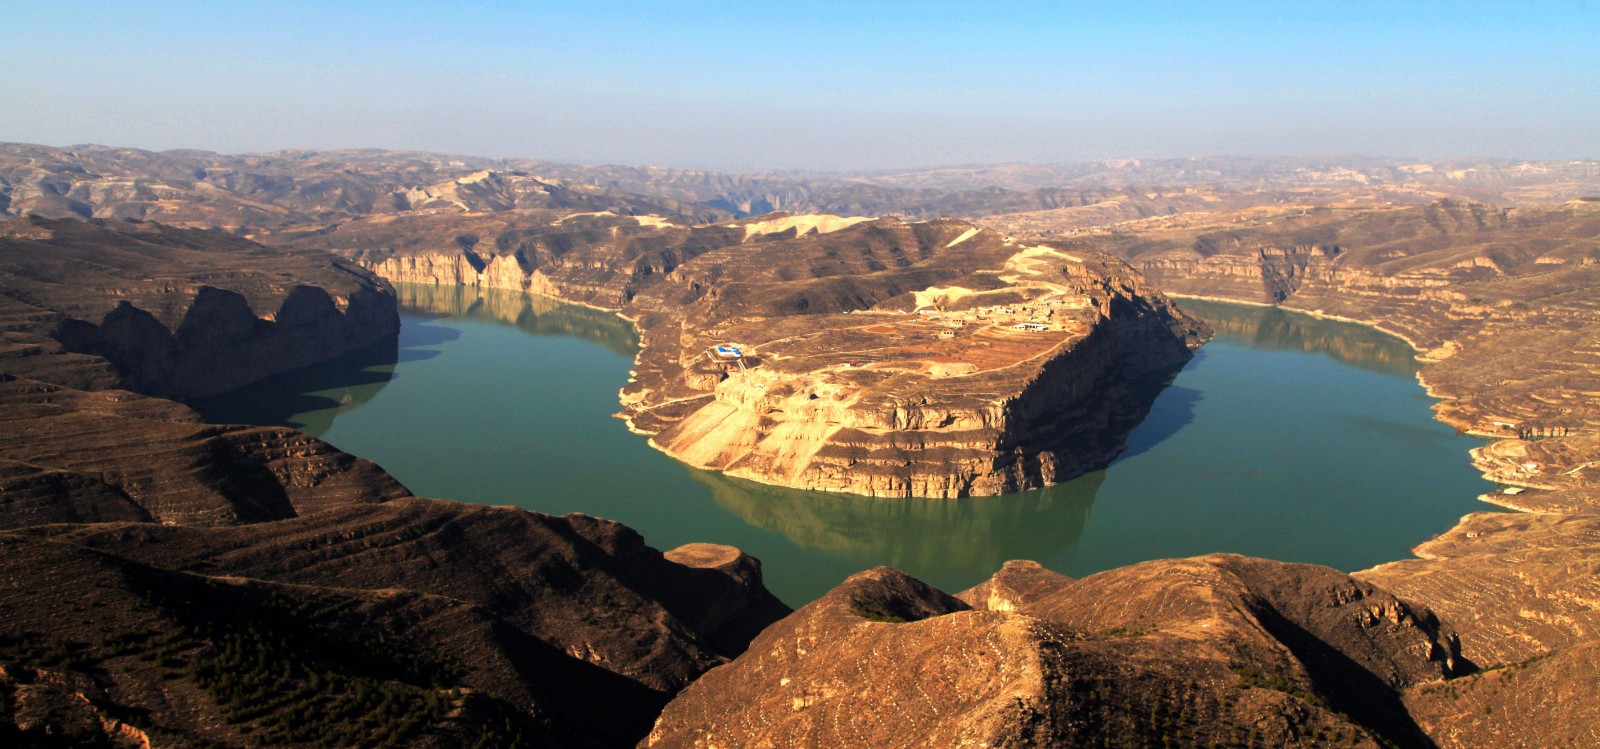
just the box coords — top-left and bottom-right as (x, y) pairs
(5, 143), (1596, 234)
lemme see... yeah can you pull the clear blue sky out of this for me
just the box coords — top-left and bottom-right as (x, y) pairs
(2, 1), (1595, 170)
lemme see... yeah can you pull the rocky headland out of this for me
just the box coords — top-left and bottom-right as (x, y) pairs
(333, 211), (1207, 496)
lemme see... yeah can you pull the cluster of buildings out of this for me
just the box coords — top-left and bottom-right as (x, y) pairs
(913, 297), (1073, 336)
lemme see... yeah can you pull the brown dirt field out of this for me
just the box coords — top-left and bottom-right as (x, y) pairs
(959, 329), (1069, 370)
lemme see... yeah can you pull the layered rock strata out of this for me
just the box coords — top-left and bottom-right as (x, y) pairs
(343, 213), (1207, 497)
(0, 374), (409, 528)
(1, 216), (400, 399)
(1, 504), (787, 748)
(1095, 199), (1600, 441)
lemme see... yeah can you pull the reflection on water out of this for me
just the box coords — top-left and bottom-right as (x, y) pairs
(192, 337), (402, 433)
(691, 468), (1101, 577)
(198, 284), (1490, 604)
(396, 283), (639, 356)
(1176, 297), (1419, 377)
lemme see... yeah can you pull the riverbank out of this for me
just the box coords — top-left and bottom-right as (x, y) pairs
(1171, 292), (1531, 517)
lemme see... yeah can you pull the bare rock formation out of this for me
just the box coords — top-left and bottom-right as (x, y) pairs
(1, 216), (400, 399)
(341, 212), (1207, 497)
(647, 558), (1463, 748)
(1404, 641), (1600, 748)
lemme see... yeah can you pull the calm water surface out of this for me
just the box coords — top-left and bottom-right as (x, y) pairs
(198, 286), (1494, 605)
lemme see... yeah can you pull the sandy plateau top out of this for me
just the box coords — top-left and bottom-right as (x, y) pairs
(672, 244), (1100, 417)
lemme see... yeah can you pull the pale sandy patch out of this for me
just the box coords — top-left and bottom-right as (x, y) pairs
(945, 227), (981, 247)
(742, 214), (872, 239)
(912, 285), (980, 311)
(557, 211), (617, 223)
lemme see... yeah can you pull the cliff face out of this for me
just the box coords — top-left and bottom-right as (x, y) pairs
(0, 217), (412, 527)
(1, 216), (400, 400)
(0, 215), (791, 747)
(342, 213), (1206, 497)
(54, 283), (398, 400)
(637, 276), (1197, 498)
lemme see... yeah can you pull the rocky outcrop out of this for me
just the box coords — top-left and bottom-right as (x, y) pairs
(1404, 640), (1600, 748)
(647, 557), (1463, 748)
(1358, 512), (1600, 666)
(636, 285), (1196, 498)
(1, 216), (400, 400)
(638, 232), (1206, 497)
(345, 213), (1207, 497)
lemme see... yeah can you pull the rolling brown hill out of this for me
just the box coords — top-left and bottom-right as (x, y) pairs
(648, 559), (1465, 748)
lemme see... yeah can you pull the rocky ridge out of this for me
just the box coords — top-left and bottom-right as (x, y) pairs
(648, 558), (1465, 748)
(0, 143), (733, 230)
(0, 501), (787, 748)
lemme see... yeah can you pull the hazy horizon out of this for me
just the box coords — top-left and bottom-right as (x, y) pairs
(4, 2), (1596, 172)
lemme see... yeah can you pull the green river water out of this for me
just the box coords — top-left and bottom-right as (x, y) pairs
(197, 285), (1495, 606)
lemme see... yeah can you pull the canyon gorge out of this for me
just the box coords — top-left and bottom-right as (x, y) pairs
(2, 144), (1599, 747)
